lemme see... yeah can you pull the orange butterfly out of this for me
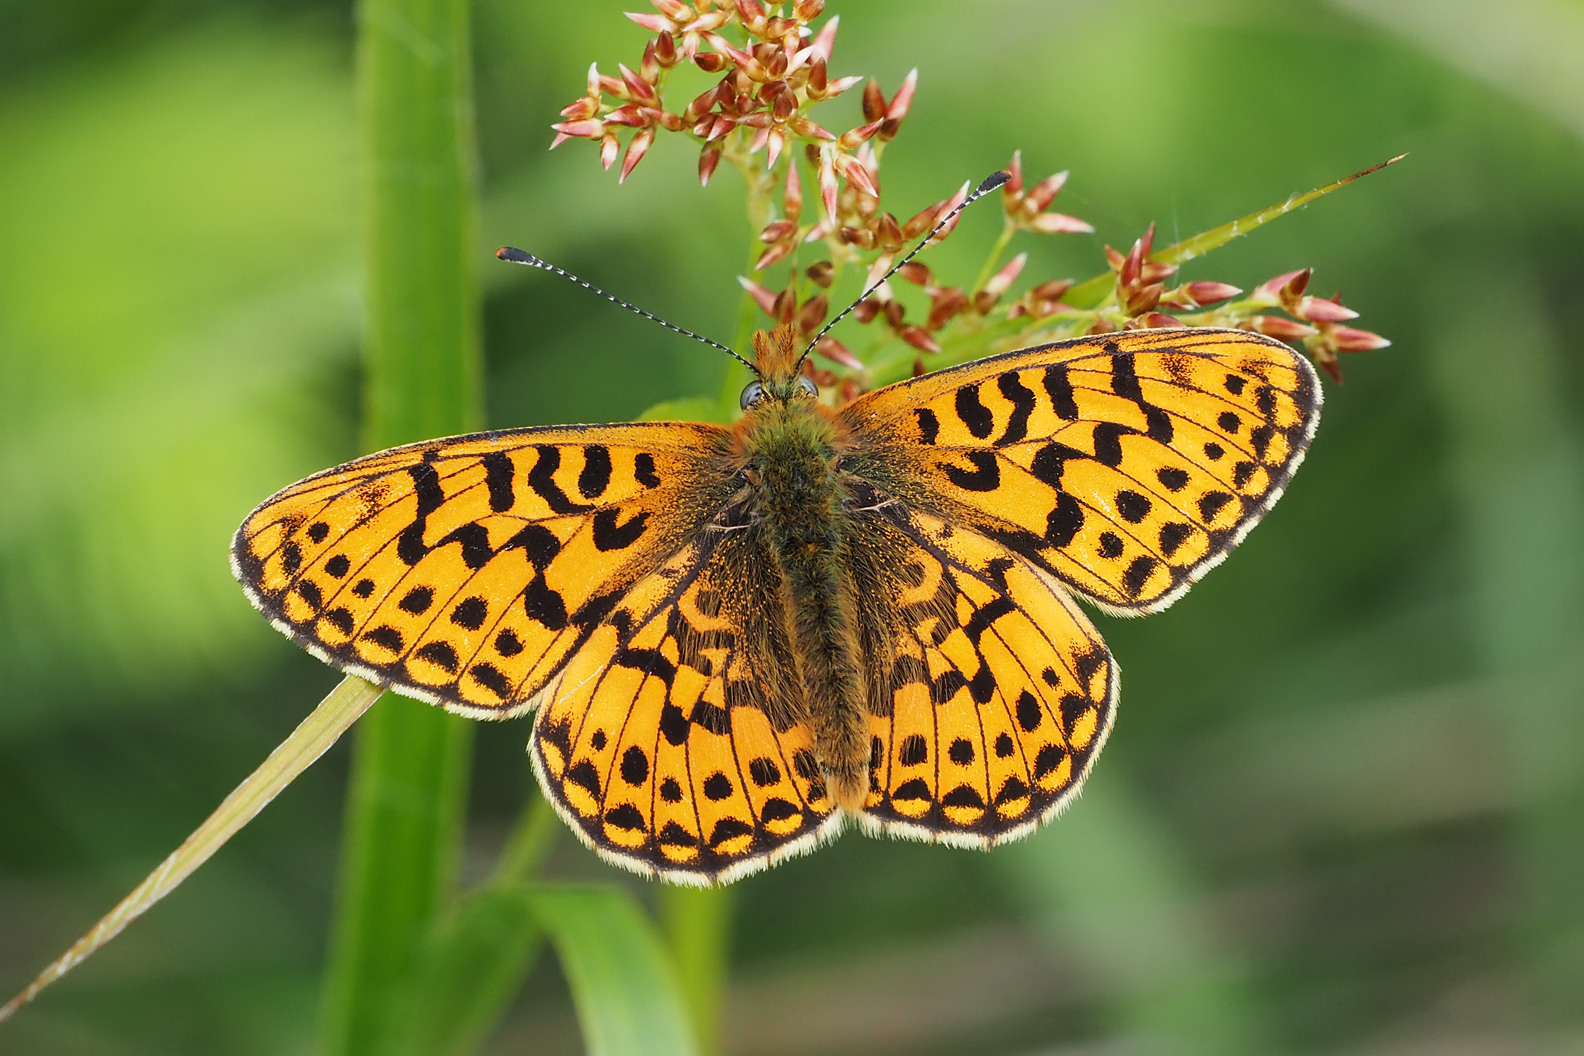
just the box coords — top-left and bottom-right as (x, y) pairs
(233, 319), (1319, 884)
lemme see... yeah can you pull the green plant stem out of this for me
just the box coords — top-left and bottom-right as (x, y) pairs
(660, 886), (735, 1056)
(322, 0), (482, 1052)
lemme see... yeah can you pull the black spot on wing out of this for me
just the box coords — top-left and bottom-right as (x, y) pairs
(592, 508), (649, 551)
(634, 452), (661, 488)
(995, 371), (1036, 446)
(482, 450), (515, 512)
(940, 451), (1000, 492)
(528, 445), (592, 515)
(955, 385), (995, 439)
(578, 445), (612, 499)
(915, 407), (940, 445)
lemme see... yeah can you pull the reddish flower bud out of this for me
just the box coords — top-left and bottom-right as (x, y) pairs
(1254, 269), (1310, 304)
(1136, 312), (1184, 329)
(736, 0), (767, 23)
(825, 74), (862, 97)
(808, 15), (839, 61)
(759, 219), (798, 244)
(600, 133), (620, 170)
(875, 211), (903, 252)
(737, 275), (780, 315)
(604, 103), (647, 128)
(1124, 282), (1163, 316)
(1086, 318), (1118, 335)
(912, 357), (928, 377)
(551, 118), (607, 142)
(694, 51), (729, 73)
(814, 336), (861, 370)
(1295, 296), (1358, 323)
(560, 97), (599, 120)
(886, 69), (917, 122)
(1024, 169), (1068, 211)
(655, 30), (678, 67)
(838, 119), (884, 150)
(771, 287), (797, 325)
(1247, 315), (1318, 340)
(853, 299), (880, 324)
(1326, 325), (1391, 351)
(795, 0), (825, 22)
(620, 126), (654, 182)
(798, 294), (830, 335)
(818, 154), (839, 222)
(927, 288), (967, 330)
(838, 226), (875, 249)
(974, 253), (1027, 313)
(1030, 278), (1074, 302)
(698, 143), (723, 186)
(901, 325), (941, 353)
(1183, 281), (1240, 306)
(791, 115), (836, 140)
(626, 12), (673, 33)
(806, 60), (828, 96)
(684, 11), (731, 34)
(653, 0), (691, 19)
(640, 41), (661, 86)
(896, 261), (932, 286)
(1029, 211), (1094, 235)
(862, 78), (885, 123)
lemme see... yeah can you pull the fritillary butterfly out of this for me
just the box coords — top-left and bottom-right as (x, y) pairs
(233, 323), (1319, 883)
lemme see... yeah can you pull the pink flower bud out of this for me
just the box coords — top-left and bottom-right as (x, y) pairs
(551, 118), (606, 140)
(653, 0), (691, 19)
(1247, 315), (1318, 340)
(886, 69), (917, 122)
(979, 252), (1027, 303)
(1029, 212), (1093, 235)
(619, 126), (654, 182)
(814, 336), (861, 370)
(896, 261), (932, 285)
(818, 155), (839, 222)
(753, 242), (794, 270)
(1295, 296), (1358, 323)
(600, 133), (620, 170)
(618, 63), (658, 105)
(806, 261), (834, 288)
(1183, 281), (1240, 306)
(1327, 325), (1391, 351)
(627, 12), (672, 34)
(698, 143), (723, 186)
(809, 15), (839, 62)
(901, 325), (941, 354)
(838, 119), (884, 150)
(795, 0), (826, 22)
(737, 276), (780, 315)
(1024, 169), (1068, 211)
(798, 294), (829, 335)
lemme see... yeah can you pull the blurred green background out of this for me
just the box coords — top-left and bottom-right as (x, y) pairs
(4, 0), (1584, 1053)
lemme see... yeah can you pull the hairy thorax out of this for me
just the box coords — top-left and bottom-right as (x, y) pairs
(737, 396), (872, 810)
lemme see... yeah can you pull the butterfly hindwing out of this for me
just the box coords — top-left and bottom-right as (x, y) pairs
(232, 423), (737, 716)
(530, 528), (839, 882)
(840, 328), (1321, 614)
(846, 505), (1116, 843)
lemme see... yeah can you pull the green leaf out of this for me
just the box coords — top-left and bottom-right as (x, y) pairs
(536, 887), (701, 1056)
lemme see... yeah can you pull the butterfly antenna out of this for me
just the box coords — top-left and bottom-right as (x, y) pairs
(496, 247), (756, 372)
(796, 169), (1012, 372)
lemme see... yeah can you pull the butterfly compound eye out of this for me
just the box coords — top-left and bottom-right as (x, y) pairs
(739, 381), (767, 410)
(796, 376), (818, 397)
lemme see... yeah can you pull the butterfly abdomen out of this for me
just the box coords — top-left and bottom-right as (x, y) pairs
(744, 401), (871, 810)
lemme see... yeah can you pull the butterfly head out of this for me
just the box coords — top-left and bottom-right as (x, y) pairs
(740, 325), (819, 411)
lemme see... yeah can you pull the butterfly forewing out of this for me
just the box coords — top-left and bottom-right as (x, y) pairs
(232, 423), (736, 717)
(839, 328), (1321, 614)
(531, 529), (838, 882)
(848, 506), (1116, 844)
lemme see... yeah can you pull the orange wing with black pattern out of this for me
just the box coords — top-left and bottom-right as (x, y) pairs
(846, 504), (1116, 844)
(231, 423), (737, 718)
(529, 527), (839, 882)
(839, 328), (1321, 614)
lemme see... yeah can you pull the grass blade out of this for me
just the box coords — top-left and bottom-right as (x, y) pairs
(0, 675), (383, 1022)
(1063, 155), (1406, 309)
